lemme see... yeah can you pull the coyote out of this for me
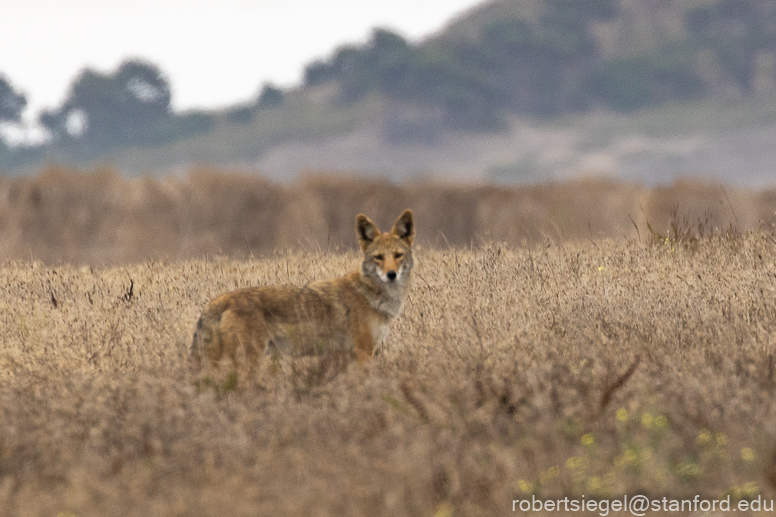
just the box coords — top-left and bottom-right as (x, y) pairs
(191, 209), (415, 371)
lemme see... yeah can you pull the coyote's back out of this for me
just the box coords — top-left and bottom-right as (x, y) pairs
(191, 209), (415, 372)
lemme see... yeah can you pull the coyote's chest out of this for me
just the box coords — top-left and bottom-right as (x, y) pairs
(372, 321), (390, 345)
(365, 280), (407, 319)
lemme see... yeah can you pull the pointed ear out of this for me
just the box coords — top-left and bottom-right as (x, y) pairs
(355, 214), (381, 252)
(391, 209), (414, 246)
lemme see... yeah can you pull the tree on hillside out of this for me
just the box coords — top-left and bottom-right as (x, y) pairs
(474, 0), (619, 115)
(687, 0), (776, 93)
(304, 28), (415, 100)
(0, 74), (27, 123)
(303, 28), (503, 128)
(343, 28), (414, 100)
(39, 59), (172, 147)
(304, 45), (364, 87)
(301, 2), (624, 124)
(257, 83), (284, 108)
(588, 45), (706, 111)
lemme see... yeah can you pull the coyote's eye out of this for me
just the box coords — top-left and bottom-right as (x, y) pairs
(394, 253), (403, 259)
(374, 254), (384, 261)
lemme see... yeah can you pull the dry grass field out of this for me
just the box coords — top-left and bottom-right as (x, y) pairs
(3, 169), (776, 516)
(3, 219), (776, 515)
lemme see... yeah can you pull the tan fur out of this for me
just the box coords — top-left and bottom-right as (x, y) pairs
(191, 209), (415, 371)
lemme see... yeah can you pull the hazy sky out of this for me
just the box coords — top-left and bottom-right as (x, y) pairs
(1, 0), (483, 119)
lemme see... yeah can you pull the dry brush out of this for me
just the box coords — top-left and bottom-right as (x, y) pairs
(1, 166), (775, 264)
(2, 223), (776, 515)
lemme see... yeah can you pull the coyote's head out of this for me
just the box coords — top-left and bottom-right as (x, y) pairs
(356, 209), (414, 286)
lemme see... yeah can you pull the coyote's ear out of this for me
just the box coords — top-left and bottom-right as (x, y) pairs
(356, 214), (381, 251)
(391, 209), (414, 246)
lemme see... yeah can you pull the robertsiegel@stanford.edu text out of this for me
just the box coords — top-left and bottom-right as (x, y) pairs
(512, 494), (774, 516)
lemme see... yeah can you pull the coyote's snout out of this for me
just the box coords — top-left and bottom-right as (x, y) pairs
(191, 209), (415, 371)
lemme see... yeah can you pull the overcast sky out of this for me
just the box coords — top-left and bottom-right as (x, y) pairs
(1, 0), (483, 119)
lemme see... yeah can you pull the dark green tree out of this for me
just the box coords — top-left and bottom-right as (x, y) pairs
(476, 0), (618, 116)
(0, 74), (27, 123)
(306, 28), (415, 101)
(39, 59), (172, 146)
(588, 46), (705, 111)
(257, 83), (284, 108)
(303, 44), (365, 87)
(687, 0), (776, 92)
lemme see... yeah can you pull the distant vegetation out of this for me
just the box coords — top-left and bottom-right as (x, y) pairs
(305, 0), (776, 125)
(0, 61), (284, 170)
(304, 0), (620, 127)
(0, 166), (771, 264)
(2, 0), (776, 170)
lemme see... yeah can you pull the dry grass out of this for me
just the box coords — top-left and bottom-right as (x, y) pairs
(2, 219), (776, 515)
(2, 166), (776, 265)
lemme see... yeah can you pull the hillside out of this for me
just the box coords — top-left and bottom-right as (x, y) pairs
(3, 0), (776, 184)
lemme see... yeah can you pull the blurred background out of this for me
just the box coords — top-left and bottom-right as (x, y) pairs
(2, 0), (776, 263)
